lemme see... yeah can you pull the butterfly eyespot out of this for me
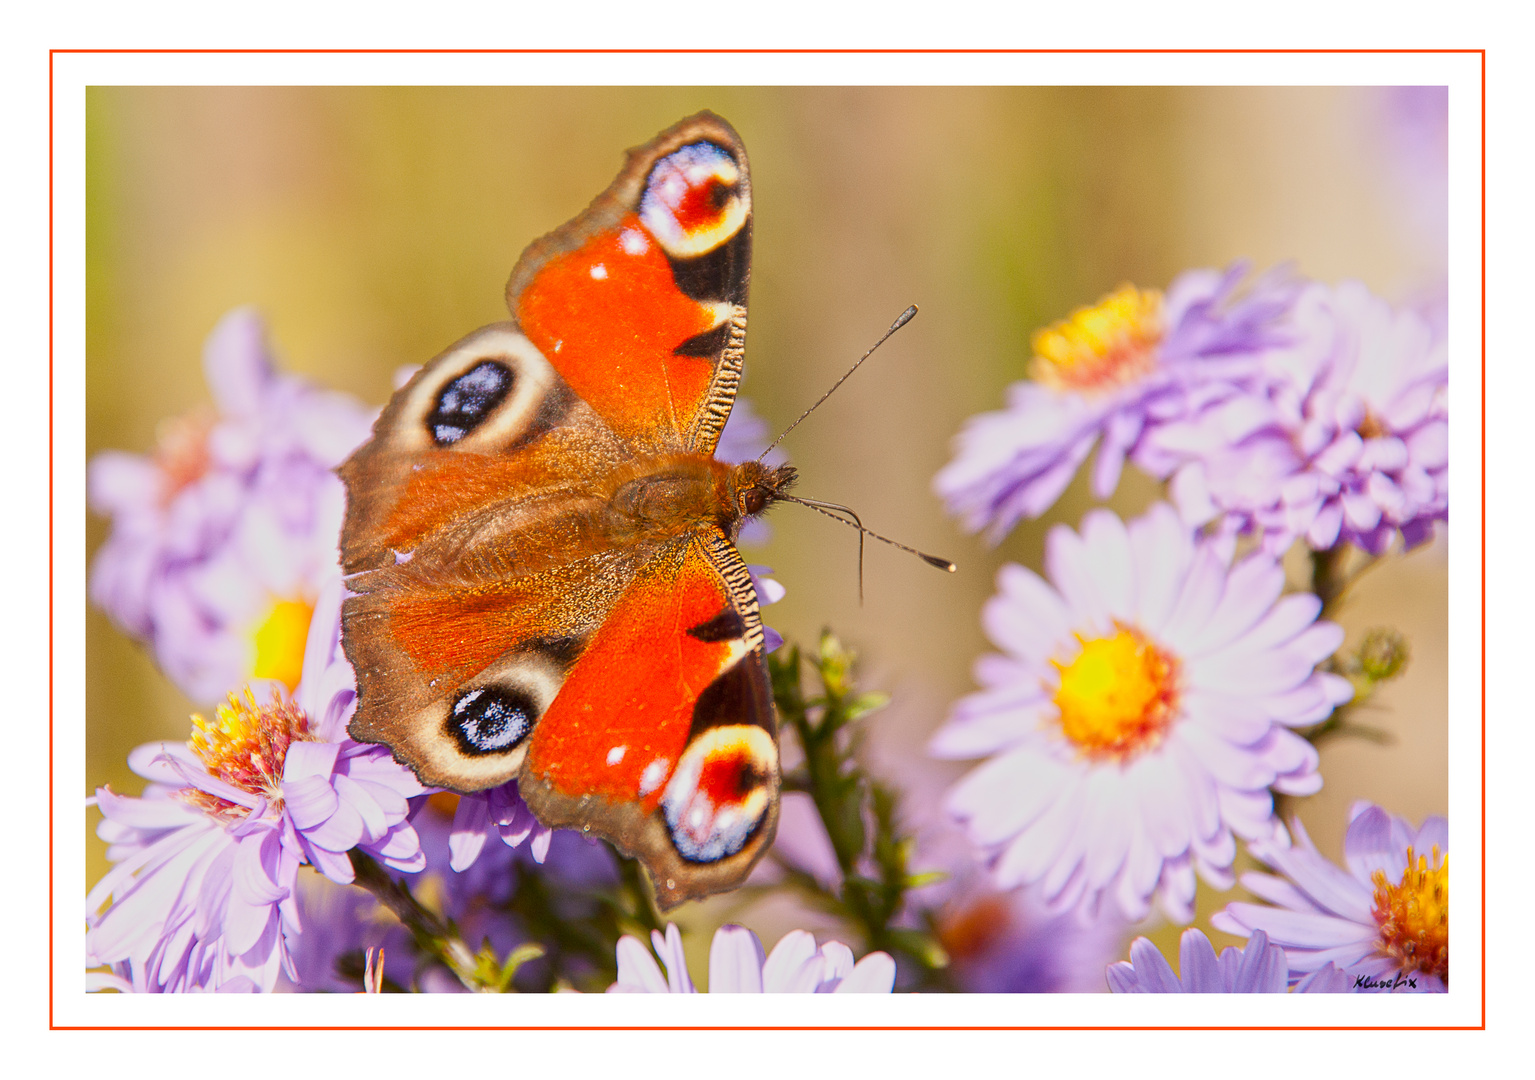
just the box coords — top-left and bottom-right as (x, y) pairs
(448, 685), (536, 756)
(639, 142), (748, 260)
(661, 724), (777, 864)
(427, 360), (515, 445)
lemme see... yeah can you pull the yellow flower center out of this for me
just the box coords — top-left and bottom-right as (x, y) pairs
(1371, 846), (1448, 983)
(184, 687), (312, 817)
(252, 596), (316, 692)
(1051, 625), (1179, 758)
(1030, 285), (1164, 394)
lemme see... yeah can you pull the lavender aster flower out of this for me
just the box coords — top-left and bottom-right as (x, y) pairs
(609, 924), (896, 993)
(1212, 801), (1447, 992)
(89, 307), (375, 700)
(1156, 280), (1447, 555)
(85, 740), (295, 993)
(930, 504), (1351, 923)
(284, 798), (621, 992)
(936, 885), (1127, 993)
(748, 564), (786, 653)
(447, 780), (553, 873)
(280, 865), (415, 992)
(86, 579), (428, 992)
(935, 265), (1300, 542)
(1107, 928), (1352, 993)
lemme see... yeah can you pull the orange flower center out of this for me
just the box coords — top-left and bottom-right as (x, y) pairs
(1051, 624), (1180, 759)
(1371, 845), (1448, 983)
(183, 687), (312, 818)
(936, 895), (1013, 962)
(1030, 285), (1164, 394)
(153, 409), (216, 505)
(1356, 411), (1388, 440)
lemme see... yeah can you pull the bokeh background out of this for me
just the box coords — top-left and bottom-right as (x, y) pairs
(85, 86), (1449, 981)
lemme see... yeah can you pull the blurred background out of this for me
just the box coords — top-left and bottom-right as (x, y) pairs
(85, 86), (1449, 980)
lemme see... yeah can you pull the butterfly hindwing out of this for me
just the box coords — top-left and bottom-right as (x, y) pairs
(506, 112), (752, 455)
(339, 323), (638, 790)
(519, 527), (779, 909)
(342, 544), (648, 792)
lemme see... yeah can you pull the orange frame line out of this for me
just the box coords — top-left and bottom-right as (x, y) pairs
(53, 47), (1485, 1032)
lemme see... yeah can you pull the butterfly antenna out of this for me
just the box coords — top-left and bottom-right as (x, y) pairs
(780, 493), (956, 605)
(757, 305), (918, 461)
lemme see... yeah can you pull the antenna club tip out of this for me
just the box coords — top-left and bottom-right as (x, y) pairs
(892, 305), (918, 331)
(921, 554), (957, 572)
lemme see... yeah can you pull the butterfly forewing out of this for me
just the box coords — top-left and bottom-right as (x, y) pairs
(506, 112), (752, 456)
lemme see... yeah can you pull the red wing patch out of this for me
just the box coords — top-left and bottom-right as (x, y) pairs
(522, 534), (754, 811)
(514, 215), (718, 450)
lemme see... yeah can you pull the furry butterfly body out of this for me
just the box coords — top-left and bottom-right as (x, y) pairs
(338, 113), (794, 908)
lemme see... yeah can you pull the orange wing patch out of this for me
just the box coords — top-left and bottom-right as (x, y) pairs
(515, 215), (721, 450)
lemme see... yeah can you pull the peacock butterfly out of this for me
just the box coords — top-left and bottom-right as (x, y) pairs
(337, 112), (795, 909)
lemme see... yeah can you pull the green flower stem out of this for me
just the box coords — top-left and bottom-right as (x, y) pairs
(769, 632), (951, 989)
(348, 849), (483, 991)
(1309, 543), (1384, 619)
(500, 848), (665, 992)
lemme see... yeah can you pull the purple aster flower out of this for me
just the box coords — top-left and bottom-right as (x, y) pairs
(1156, 280), (1447, 555)
(935, 883), (1127, 993)
(87, 578), (428, 992)
(88, 307), (375, 700)
(930, 503), (1352, 923)
(935, 264), (1301, 542)
(278, 866), (415, 993)
(1107, 928), (1352, 993)
(85, 740), (296, 994)
(1376, 87), (1448, 288)
(447, 779), (553, 873)
(283, 790), (623, 992)
(1212, 801), (1448, 992)
(748, 564), (786, 653)
(609, 923), (896, 993)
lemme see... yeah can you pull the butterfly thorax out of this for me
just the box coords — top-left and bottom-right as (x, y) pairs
(599, 453), (796, 545)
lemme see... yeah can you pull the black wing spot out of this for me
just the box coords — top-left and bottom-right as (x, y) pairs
(667, 225), (750, 305)
(673, 319), (734, 359)
(687, 606), (746, 644)
(688, 653), (773, 742)
(428, 360), (514, 445)
(448, 686), (536, 755)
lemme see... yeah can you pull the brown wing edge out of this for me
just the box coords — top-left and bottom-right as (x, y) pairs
(503, 111), (747, 311)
